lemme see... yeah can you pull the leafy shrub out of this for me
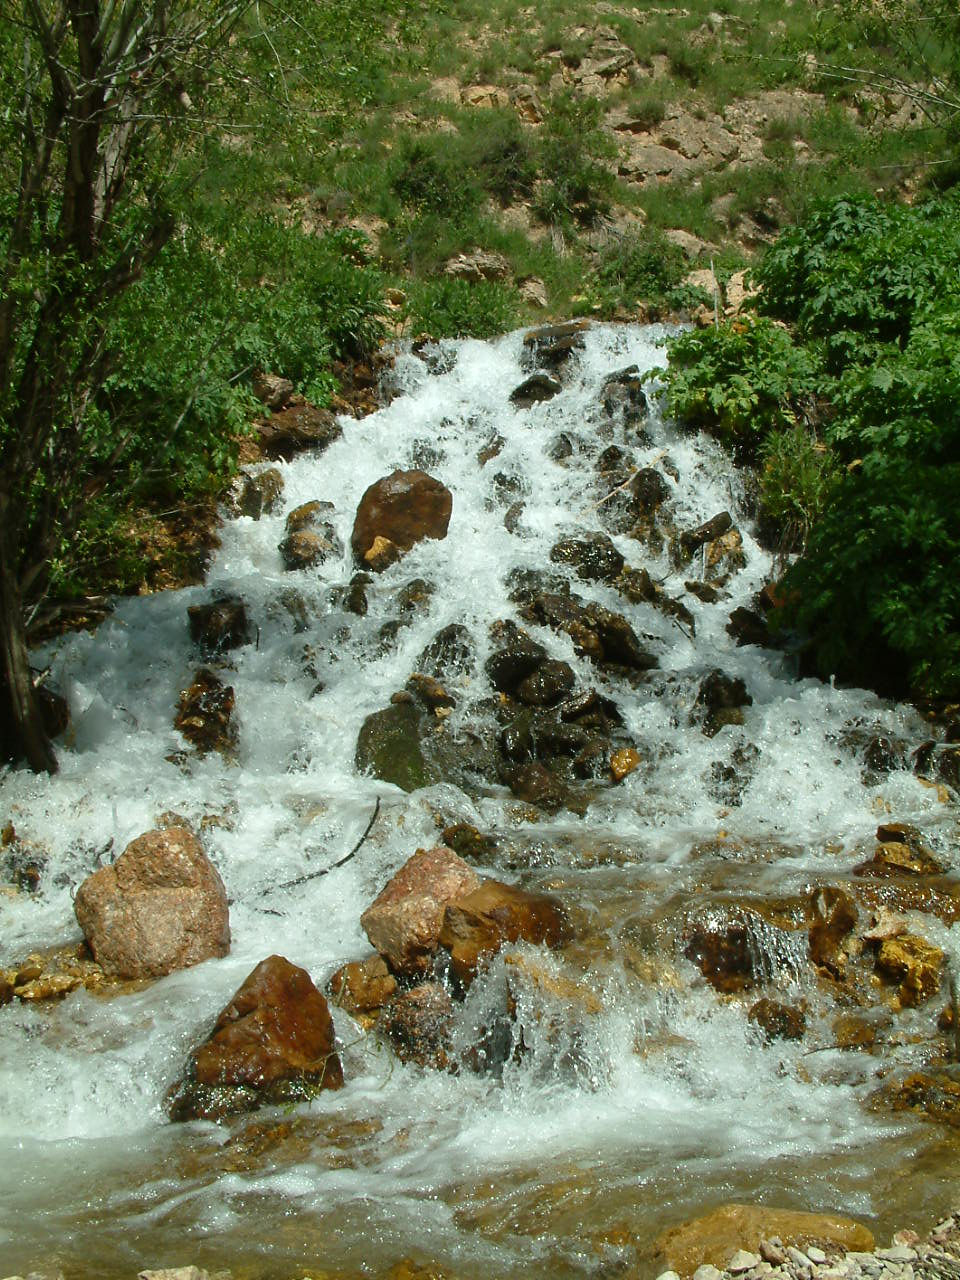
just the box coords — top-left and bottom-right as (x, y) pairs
(535, 91), (616, 228)
(757, 425), (841, 551)
(588, 231), (689, 315)
(389, 134), (484, 220)
(403, 277), (522, 339)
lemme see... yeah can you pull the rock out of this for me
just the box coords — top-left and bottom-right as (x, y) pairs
(351, 470), (452, 569)
(601, 365), (648, 423)
(704, 528), (747, 580)
(251, 370), (294, 410)
(508, 761), (566, 812)
(486, 635), (549, 693)
(139, 1268), (211, 1280)
(522, 320), (589, 368)
(654, 1204), (874, 1275)
(515, 660), (576, 707)
(550, 532), (625, 582)
(365, 535), (402, 570)
(228, 467), (284, 519)
(696, 669), (751, 737)
(329, 953), (397, 1016)
(726, 607), (770, 648)
(727, 1251), (761, 1273)
(527, 592), (657, 671)
(808, 886), (858, 978)
(461, 83), (510, 108)
(174, 667), (237, 756)
(877, 1070), (960, 1126)
(417, 623), (474, 678)
(748, 998), (806, 1041)
(439, 878), (571, 988)
(167, 955), (342, 1122)
(257, 400), (342, 460)
(510, 373), (563, 407)
(74, 826), (230, 979)
(444, 250), (510, 282)
(519, 276), (549, 308)
(610, 747), (642, 781)
(360, 846), (481, 976)
(855, 836), (946, 877)
(512, 84), (544, 122)
(380, 982), (453, 1068)
(684, 909), (794, 993)
(875, 933), (943, 1005)
(680, 511), (733, 557)
(355, 701), (440, 793)
(187, 595), (250, 655)
(407, 672), (456, 710)
(279, 500), (343, 571)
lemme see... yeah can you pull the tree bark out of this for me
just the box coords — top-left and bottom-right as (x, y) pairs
(0, 536), (57, 773)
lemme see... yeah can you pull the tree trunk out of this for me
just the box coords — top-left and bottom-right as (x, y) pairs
(0, 545), (58, 774)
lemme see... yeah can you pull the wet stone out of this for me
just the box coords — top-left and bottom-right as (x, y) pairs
(329, 954), (397, 1016)
(808, 886), (858, 978)
(680, 510), (733, 557)
(748, 997), (806, 1042)
(550, 532), (625, 582)
(508, 761), (567, 812)
(380, 982), (454, 1069)
(355, 701), (439, 793)
(439, 878), (572, 989)
(174, 668), (237, 756)
(485, 636), (549, 693)
(874, 934), (943, 1005)
(416, 623), (474, 677)
(351, 469), (452, 569)
(187, 595), (250, 656)
(509, 373), (563, 407)
(515, 660), (576, 707)
(522, 320), (589, 368)
(601, 364), (648, 423)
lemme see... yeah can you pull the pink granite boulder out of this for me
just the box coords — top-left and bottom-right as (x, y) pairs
(74, 826), (230, 979)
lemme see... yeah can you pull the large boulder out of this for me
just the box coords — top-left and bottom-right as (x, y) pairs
(360, 846), (481, 976)
(74, 827), (230, 979)
(167, 955), (342, 1122)
(351, 470), (452, 570)
(257, 401), (342, 460)
(439, 879), (571, 988)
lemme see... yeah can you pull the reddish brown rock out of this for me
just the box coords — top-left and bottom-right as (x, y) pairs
(174, 667), (237, 756)
(168, 955), (342, 1121)
(329, 953), (397, 1015)
(360, 846), (481, 976)
(351, 470), (452, 569)
(748, 997), (806, 1041)
(683, 909), (794, 994)
(855, 838), (946, 877)
(257, 400), (342, 460)
(808, 886), (858, 978)
(74, 827), (230, 979)
(439, 879), (572, 988)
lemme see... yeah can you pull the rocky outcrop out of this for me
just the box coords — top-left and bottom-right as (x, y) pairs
(351, 470), (452, 569)
(360, 846), (481, 976)
(74, 826), (230, 979)
(167, 955), (342, 1122)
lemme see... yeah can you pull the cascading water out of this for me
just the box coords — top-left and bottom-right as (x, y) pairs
(1, 323), (958, 1279)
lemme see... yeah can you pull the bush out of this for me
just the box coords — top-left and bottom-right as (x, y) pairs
(403, 277), (522, 339)
(535, 91), (616, 228)
(588, 230), (694, 316)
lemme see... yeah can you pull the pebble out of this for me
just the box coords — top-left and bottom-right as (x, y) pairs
(878, 1249), (918, 1264)
(694, 1266), (725, 1280)
(787, 1247), (815, 1270)
(730, 1253), (762, 1273)
(808, 1250), (829, 1265)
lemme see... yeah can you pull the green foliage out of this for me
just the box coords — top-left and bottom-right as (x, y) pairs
(650, 316), (819, 452)
(403, 278), (522, 339)
(535, 91), (617, 228)
(757, 425), (841, 549)
(587, 230), (698, 316)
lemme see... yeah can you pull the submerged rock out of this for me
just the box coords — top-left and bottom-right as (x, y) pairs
(510, 373), (563, 407)
(167, 955), (342, 1122)
(380, 982), (454, 1069)
(74, 826), (230, 979)
(351, 470), (452, 569)
(439, 879), (571, 989)
(360, 846), (481, 976)
(174, 667), (237, 756)
(187, 595), (250, 656)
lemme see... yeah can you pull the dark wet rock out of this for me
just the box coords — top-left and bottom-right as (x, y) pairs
(351, 470), (452, 569)
(380, 982), (453, 1069)
(696, 669), (752, 737)
(679, 510), (733, 557)
(515, 660), (576, 707)
(547, 432), (575, 462)
(258, 401), (342, 461)
(617, 567), (695, 633)
(441, 823), (498, 862)
(167, 955), (342, 1122)
(748, 997), (806, 1041)
(37, 683), (71, 742)
(504, 500), (525, 534)
(506, 567), (571, 607)
(874, 933), (943, 1005)
(704, 526), (747, 580)
(75, 826), (230, 979)
(279, 501), (343, 571)
(416, 623), (474, 678)
(707, 743), (759, 806)
(485, 636), (549, 693)
(559, 688), (623, 729)
(522, 320), (588, 368)
(355, 701), (440, 793)
(573, 739), (609, 778)
(686, 580), (722, 603)
(600, 365), (648, 423)
(396, 578), (436, 617)
(509, 373), (562, 407)
(329, 953), (397, 1016)
(360, 846), (481, 977)
(508, 761), (566, 812)
(477, 432), (505, 466)
(808, 886), (858, 978)
(684, 908), (798, 993)
(500, 719), (532, 762)
(187, 596), (250, 656)
(630, 467), (672, 511)
(345, 572), (372, 616)
(726, 606), (770, 647)
(863, 734), (910, 775)
(525, 592), (657, 672)
(227, 467), (284, 519)
(439, 879), (572, 989)
(251, 371), (294, 410)
(175, 668), (237, 756)
(550, 532), (625, 582)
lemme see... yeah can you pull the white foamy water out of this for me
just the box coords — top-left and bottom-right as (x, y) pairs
(0, 324), (956, 1278)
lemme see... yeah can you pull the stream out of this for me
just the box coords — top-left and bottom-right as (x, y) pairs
(1, 322), (958, 1280)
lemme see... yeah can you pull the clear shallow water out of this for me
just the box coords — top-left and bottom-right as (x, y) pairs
(1, 323), (958, 1278)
